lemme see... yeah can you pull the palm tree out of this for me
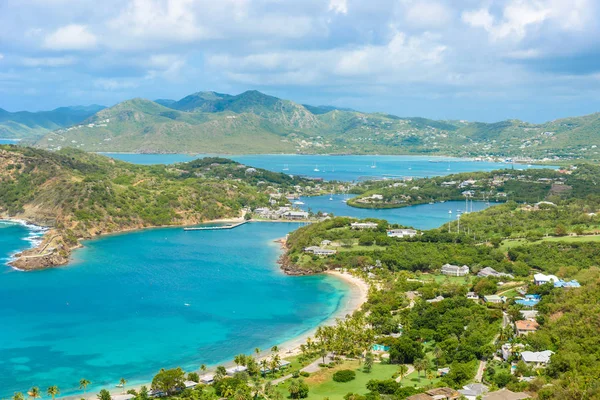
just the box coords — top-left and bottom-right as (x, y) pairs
(270, 345), (279, 354)
(200, 364), (207, 373)
(27, 387), (41, 400)
(260, 359), (269, 377)
(119, 378), (127, 394)
(414, 359), (428, 382)
(46, 386), (60, 400)
(255, 348), (261, 357)
(79, 379), (91, 394)
(397, 364), (409, 385)
(13, 392), (25, 400)
(433, 346), (443, 368)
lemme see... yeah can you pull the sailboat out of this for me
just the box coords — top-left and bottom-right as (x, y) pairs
(283, 163), (289, 171)
(314, 164), (320, 172)
(371, 161), (377, 169)
(329, 192), (334, 201)
(446, 163), (451, 171)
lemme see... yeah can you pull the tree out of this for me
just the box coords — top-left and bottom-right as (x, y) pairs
(397, 365), (409, 385)
(151, 367), (186, 396)
(47, 386), (60, 400)
(138, 386), (149, 400)
(215, 366), (227, 381)
(433, 346), (443, 368)
(200, 364), (207, 373)
(288, 379), (309, 399)
(271, 345), (279, 354)
(97, 389), (111, 400)
(79, 379), (91, 394)
(389, 337), (424, 364)
(255, 348), (261, 357)
(414, 358), (428, 381)
(13, 392), (25, 400)
(119, 378), (127, 394)
(27, 387), (41, 400)
(260, 359), (269, 377)
(188, 372), (199, 383)
(364, 352), (374, 373)
(319, 347), (328, 364)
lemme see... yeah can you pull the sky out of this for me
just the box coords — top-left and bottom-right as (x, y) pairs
(1, 0), (600, 122)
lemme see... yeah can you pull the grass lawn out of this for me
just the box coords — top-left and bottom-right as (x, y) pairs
(275, 360), (398, 400)
(397, 370), (440, 389)
(500, 235), (600, 251)
(336, 245), (387, 252)
(422, 274), (473, 285)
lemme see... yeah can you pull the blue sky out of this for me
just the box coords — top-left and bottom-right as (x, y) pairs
(1, 0), (599, 122)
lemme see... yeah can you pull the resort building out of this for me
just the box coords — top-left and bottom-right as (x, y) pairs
(515, 294), (541, 307)
(320, 240), (332, 246)
(459, 383), (489, 400)
(407, 387), (461, 400)
(501, 343), (524, 361)
(484, 295), (505, 304)
(441, 263), (470, 276)
(477, 267), (514, 279)
(466, 292), (480, 301)
(554, 279), (581, 288)
(533, 273), (559, 286)
(226, 365), (248, 376)
(304, 246), (336, 256)
(426, 295), (445, 303)
(183, 381), (198, 389)
(521, 350), (554, 368)
(351, 222), (379, 229)
(387, 229), (417, 238)
(200, 374), (214, 384)
(283, 211), (309, 220)
(520, 310), (539, 320)
(515, 320), (539, 336)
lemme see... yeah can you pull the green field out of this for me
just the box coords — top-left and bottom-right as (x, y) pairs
(275, 360), (399, 400)
(500, 235), (600, 251)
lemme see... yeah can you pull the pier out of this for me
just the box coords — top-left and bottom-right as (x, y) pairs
(183, 221), (248, 231)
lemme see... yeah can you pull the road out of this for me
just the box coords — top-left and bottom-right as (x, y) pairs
(272, 354), (333, 385)
(394, 364), (415, 383)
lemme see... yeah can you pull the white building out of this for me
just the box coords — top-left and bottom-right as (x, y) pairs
(226, 366), (248, 376)
(533, 273), (559, 286)
(351, 222), (378, 229)
(304, 246), (336, 256)
(387, 229), (417, 238)
(441, 263), (470, 276)
(521, 350), (553, 368)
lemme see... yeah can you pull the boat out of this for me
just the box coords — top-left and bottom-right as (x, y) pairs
(329, 192), (333, 201)
(314, 165), (320, 172)
(294, 201), (305, 205)
(116, 384), (124, 388)
(371, 161), (377, 169)
(283, 163), (289, 171)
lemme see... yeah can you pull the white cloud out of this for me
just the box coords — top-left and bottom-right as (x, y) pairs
(404, 1), (452, 29)
(21, 56), (77, 67)
(43, 24), (98, 50)
(329, 0), (348, 15)
(93, 78), (139, 91)
(462, 0), (595, 41)
(0, 54), (4, 61)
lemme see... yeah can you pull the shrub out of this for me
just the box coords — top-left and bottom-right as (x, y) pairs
(333, 370), (356, 382)
(299, 371), (310, 377)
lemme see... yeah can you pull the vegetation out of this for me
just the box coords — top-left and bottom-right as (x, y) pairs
(28, 90), (600, 161)
(332, 370), (356, 383)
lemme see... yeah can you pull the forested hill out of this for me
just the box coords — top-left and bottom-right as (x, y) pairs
(0, 105), (104, 139)
(29, 90), (600, 160)
(348, 165), (600, 209)
(0, 145), (310, 270)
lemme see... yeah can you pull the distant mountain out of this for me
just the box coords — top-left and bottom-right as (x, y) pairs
(0, 105), (105, 139)
(31, 91), (600, 160)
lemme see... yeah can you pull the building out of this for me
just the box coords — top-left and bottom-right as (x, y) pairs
(226, 365), (248, 376)
(554, 279), (580, 288)
(387, 229), (417, 238)
(515, 320), (539, 336)
(459, 383), (489, 400)
(441, 263), (470, 276)
(351, 222), (378, 229)
(482, 389), (530, 400)
(533, 273), (559, 286)
(426, 295), (445, 303)
(501, 343), (524, 361)
(320, 240), (332, 246)
(520, 310), (539, 320)
(521, 350), (553, 367)
(200, 374), (214, 384)
(515, 294), (541, 308)
(477, 267), (514, 279)
(304, 246), (336, 256)
(466, 292), (479, 300)
(484, 295), (504, 304)
(283, 211), (309, 220)
(183, 381), (198, 389)
(406, 387), (460, 400)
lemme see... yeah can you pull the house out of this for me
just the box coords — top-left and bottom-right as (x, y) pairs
(466, 292), (480, 300)
(521, 350), (553, 367)
(283, 211), (309, 220)
(459, 383), (489, 400)
(438, 367), (450, 376)
(520, 310), (539, 320)
(484, 295), (504, 304)
(482, 389), (530, 400)
(387, 228), (417, 238)
(183, 381), (198, 389)
(477, 267), (514, 279)
(533, 273), (558, 286)
(441, 263), (470, 276)
(200, 374), (214, 384)
(554, 279), (580, 288)
(320, 240), (332, 247)
(426, 295), (445, 303)
(406, 387), (460, 400)
(351, 222), (378, 229)
(501, 343), (524, 361)
(226, 365), (248, 376)
(515, 320), (539, 336)
(304, 246), (336, 256)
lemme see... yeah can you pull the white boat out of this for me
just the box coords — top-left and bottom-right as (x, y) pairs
(294, 201), (305, 205)
(371, 161), (377, 169)
(283, 163), (289, 171)
(329, 192), (333, 200)
(314, 165), (320, 172)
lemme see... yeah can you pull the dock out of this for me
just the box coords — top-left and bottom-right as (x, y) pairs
(183, 221), (248, 231)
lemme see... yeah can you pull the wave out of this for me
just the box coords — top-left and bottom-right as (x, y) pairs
(0, 219), (49, 268)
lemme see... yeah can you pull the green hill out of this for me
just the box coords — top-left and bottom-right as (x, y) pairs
(31, 91), (600, 160)
(0, 105), (105, 139)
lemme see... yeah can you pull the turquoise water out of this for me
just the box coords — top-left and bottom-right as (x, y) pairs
(0, 222), (348, 397)
(0, 139), (20, 145)
(102, 153), (549, 182)
(299, 196), (492, 229)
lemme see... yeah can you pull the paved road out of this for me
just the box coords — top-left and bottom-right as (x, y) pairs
(272, 354), (333, 385)
(475, 360), (486, 382)
(394, 364), (415, 383)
